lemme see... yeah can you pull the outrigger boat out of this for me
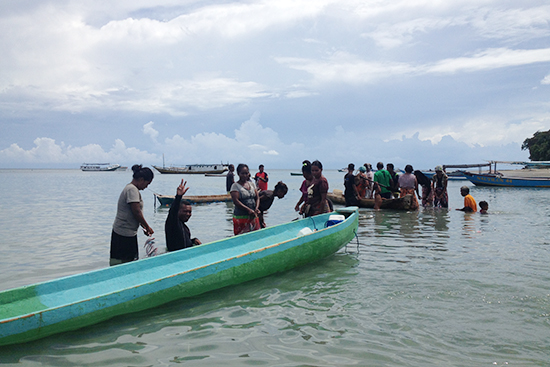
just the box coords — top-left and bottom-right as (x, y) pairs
(0, 208), (359, 346)
(327, 190), (412, 210)
(154, 193), (232, 207)
(461, 161), (550, 188)
(421, 163), (491, 181)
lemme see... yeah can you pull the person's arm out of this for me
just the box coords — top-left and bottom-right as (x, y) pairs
(130, 202), (153, 236)
(415, 177), (420, 198)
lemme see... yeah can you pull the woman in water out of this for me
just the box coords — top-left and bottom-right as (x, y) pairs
(306, 160), (331, 217)
(295, 160), (313, 215)
(398, 164), (419, 210)
(230, 163), (261, 235)
(110, 164), (154, 266)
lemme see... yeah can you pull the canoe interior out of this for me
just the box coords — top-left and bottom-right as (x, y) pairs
(0, 208), (358, 346)
(328, 191), (412, 210)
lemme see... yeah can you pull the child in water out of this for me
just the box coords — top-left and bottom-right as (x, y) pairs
(479, 201), (489, 214)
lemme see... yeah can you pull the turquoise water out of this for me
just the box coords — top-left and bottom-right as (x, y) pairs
(0, 169), (549, 366)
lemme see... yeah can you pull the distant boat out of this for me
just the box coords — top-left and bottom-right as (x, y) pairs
(80, 163), (121, 172)
(153, 164), (228, 175)
(154, 193), (232, 207)
(462, 171), (550, 188)
(290, 172), (303, 176)
(421, 163), (491, 181)
(0, 208), (358, 346)
(421, 170), (467, 180)
(204, 173), (227, 177)
(462, 161), (550, 187)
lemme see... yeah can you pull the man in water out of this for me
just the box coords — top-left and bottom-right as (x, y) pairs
(226, 164), (235, 193)
(254, 164), (269, 191)
(165, 180), (201, 251)
(373, 162), (392, 199)
(457, 186), (477, 212)
(344, 163), (359, 206)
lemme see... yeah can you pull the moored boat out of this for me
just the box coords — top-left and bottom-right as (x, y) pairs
(153, 164), (228, 174)
(154, 193), (232, 207)
(462, 172), (550, 188)
(0, 208), (359, 346)
(327, 190), (412, 210)
(80, 163), (121, 172)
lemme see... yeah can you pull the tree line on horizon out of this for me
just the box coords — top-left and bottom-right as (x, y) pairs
(522, 130), (550, 161)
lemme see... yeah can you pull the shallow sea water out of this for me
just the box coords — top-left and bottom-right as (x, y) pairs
(0, 169), (549, 366)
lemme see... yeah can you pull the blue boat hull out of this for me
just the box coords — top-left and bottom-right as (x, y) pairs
(463, 172), (550, 187)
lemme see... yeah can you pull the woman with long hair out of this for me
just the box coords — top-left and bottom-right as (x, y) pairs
(306, 160), (331, 217)
(230, 163), (261, 235)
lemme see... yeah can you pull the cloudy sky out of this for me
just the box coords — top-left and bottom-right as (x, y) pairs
(1, 0), (549, 169)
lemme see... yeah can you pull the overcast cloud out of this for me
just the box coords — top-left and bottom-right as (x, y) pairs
(1, 0), (549, 169)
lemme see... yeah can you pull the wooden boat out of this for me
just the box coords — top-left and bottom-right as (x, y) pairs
(290, 172), (303, 176)
(327, 190), (412, 210)
(462, 172), (550, 188)
(153, 164), (228, 174)
(0, 208), (359, 346)
(421, 163), (491, 181)
(154, 193), (232, 207)
(204, 173), (227, 177)
(80, 163), (121, 172)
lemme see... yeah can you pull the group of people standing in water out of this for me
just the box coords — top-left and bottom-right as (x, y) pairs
(344, 162), (488, 213)
(109, 162), (488, 266)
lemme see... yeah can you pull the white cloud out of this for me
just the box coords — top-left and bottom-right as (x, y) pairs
(542, 74), (550, 85)
(143, 121), (159, 142)
(0, 138), (157, 165)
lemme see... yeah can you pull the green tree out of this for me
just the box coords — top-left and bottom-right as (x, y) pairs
(522, 130), (550, 161)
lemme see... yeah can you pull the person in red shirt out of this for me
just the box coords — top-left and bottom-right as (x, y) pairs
(254, 164), (269, 191)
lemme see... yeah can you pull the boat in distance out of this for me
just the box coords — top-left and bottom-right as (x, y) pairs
(154, 193), (232, 207)
(0, 208), (359, 346)
(462, 172), (550, 188)
(80, 163), (121, 171)
(153, 164), (228, 174)
(327, 190), (412, 210)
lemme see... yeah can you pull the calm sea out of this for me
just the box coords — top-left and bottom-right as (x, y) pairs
(0, 169), (549, 366)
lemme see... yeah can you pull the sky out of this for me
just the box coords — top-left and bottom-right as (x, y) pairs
(1, 0), (550, 170)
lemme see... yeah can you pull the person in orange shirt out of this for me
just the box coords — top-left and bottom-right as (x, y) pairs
(457, 186), (477, 212)
(254, 164), (269, 191)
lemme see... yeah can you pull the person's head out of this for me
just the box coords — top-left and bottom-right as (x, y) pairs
(236, 163), (250, 182)
(258, 164), (264, 172)
(348, 163), (355, 172)
(435, 165), (444, 176)
(479, 201), (488, 211)
(302, 160), (313, 180)
(460, 185), (470, 197)
(405, 164), (413, 174)
(311, 160), (323, 179)
(387, 163), (394, 172)
(365, 163), (372, 172)
(131, 164), (154, 189)
(228, 164), (234, 172)
(274, 181), (288, 198)
(178, 200), (192, 223)
(376, 162), (384, 170)
(359, 165), (366, 173)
